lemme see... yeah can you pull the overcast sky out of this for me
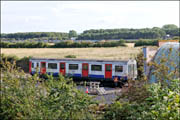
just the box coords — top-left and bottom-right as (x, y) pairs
(1, 1), (179, 33)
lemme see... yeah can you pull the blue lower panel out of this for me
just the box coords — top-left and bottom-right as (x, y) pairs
(89, 74), (104, 79)
(73, 74), (81, 77)
(31, 71), (41, 75)
(112, 76), (128, 81)
(31, 71), (59, 77)
(47, 72), (59, 77)
(31, 71), (36, 75)
(31, 71), (127, 81)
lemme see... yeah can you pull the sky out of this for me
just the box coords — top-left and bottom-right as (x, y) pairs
(1, 1), (179, 33)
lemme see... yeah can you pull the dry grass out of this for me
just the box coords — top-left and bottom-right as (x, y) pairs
(125, 43), (135, 48)
(1, 46), (141, 60)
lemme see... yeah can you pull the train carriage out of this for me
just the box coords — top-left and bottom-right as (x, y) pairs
(29, 58), (137, 84)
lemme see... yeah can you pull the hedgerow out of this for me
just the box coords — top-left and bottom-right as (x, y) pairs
(134, 39), (158, 47)
(0, 40), (126, 48)
(0, 42), (48, 48)
(1, 39), (161, 48)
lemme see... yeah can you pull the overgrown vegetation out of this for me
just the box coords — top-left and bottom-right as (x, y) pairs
(103, 49), (180, 120)
(0, 54), (31, 72)
(1, 49), (179, 119)
(135, 52), (146, 81)
(103, 79), (180, 120)
(0, 61), (96, 119)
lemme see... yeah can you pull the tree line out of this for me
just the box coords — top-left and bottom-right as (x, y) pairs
(78, 28), (165, 40)
(1, 32), (69, 41)
(1, 24), (179, 41)
(77, 24), (179, 40)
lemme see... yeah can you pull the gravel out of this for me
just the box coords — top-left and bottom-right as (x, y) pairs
(77, 86), (121, 104)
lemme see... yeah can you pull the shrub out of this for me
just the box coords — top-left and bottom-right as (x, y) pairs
(103, 79), (180, 120)
(0, 54), (19, 66)
(65, 55), (76, 58)
(0, 42), (10, 48)
(135, 39), (158, 47)
(16, 56), (32, 73)
(0, 54), (31, 73)
(135, 52), (146, 81)
(0, 42), (49, 48)
(142, 79), (180, 119)
(103, 50), (180, 119)
(0, 62), (95, 119)
(172, 36), (180, 40)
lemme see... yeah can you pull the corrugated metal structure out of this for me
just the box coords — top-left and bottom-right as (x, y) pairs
(149, 42), (180, 83)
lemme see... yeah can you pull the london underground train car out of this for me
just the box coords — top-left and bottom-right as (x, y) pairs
(29, 58), (137, 83)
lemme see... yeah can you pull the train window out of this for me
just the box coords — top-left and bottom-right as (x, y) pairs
(37, 63), (39, 67)
(41, 62), (46, 68)
(69, 64), (78, 70)
(32, 63), (34, 68)
(91, 65), (102, 71)
(106, 65), (111, 71)
(48, 63), (57, 69)
(115, 66), (123, 72)
(60, 63), (65, 69)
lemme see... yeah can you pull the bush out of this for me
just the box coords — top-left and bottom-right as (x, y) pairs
(16, 56), (32, 73)
(0, 62), (95, 119)
(0, 42), (10, 48)
(0, 54), (19, 66)
(135, 39), (158, 47)
(103, 51), (180, 119)
(142, 79), (180, 119)
(65, 55), (76, 58)
(0, 54), (31, 73)
(103, 79), (180, 120)
(135, 52), (146, 81)
(0, 42), (49, 48)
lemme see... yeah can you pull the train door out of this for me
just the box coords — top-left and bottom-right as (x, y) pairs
(29, 61), (32, 73)
(40, 62), (46, 74)
(60, 62), (66, 76)
(82, 63), (88, 77)
(105, 64), (112, 79)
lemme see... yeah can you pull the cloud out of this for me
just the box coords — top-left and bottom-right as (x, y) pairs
(1, 1), (179, 33)
(25, 16), (45, 23)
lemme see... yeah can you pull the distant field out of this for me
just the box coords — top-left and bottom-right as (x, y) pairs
(1, 46), (141, 60)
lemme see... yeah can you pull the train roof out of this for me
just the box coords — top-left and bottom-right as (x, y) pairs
(30, 58), (134, 63)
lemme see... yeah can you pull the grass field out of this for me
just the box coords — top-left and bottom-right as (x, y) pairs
(1, 46), (141, 60)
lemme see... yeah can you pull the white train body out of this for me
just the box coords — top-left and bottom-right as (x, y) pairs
(29, 58), (137, 82)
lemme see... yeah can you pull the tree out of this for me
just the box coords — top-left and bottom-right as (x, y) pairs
(162, 24), (178, 30)
(69, 30), (77, 38)
(162, 24), (179, 36)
